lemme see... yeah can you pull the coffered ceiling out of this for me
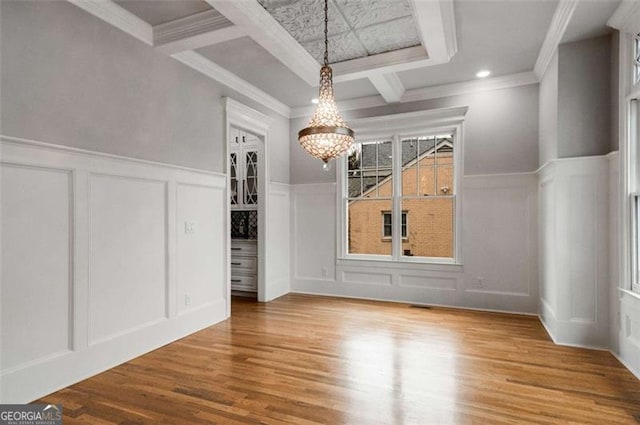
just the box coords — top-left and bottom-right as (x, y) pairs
(71, 0), (621, 118)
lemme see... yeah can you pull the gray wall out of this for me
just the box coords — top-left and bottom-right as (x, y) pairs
(538, 52), (559, 167)
(1, 0), (289, 181)
(558, 35), (612, 158)
(290, 83), (540, 183)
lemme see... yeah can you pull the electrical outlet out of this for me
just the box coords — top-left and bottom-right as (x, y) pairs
(321, 267), (328, 277)
(185, 221), (195, 234)
(184, 294), (191, 306)
(477, 276), (484, 288)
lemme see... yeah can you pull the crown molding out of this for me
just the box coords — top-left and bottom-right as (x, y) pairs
(172, 51), (291, 118)
(533, 0), (578, 79)
(67, 0), (153, 45)
(402, 71), (539, 103)
(608, 0), (640, 34)
(291, 71), (538, 118)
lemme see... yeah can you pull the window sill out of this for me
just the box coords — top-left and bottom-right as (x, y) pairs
(619, 287), (640, 302)
(337, 257), (463, 272)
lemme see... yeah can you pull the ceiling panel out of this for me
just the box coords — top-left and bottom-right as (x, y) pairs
(356, 16), (420, 55)
(114, 0), (212, 26)
(335, 0), (413, 29)
(257, 0), (421, 64)
(397, 0), (558, 90)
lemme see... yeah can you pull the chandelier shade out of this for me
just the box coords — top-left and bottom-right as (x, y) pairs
(298, 0), (354, 164)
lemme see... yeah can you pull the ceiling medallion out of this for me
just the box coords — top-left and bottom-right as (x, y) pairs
(298, 0), (355, 167)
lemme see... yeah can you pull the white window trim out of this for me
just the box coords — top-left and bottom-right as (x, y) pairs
(336, 106), (467, 266)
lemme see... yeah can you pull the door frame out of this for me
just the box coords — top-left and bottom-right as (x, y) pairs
(224, 98), (273, 306)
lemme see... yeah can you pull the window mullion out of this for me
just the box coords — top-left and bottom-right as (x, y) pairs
(392, 134), (402, 260)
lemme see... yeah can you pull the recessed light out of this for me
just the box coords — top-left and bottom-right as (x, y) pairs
(476, 70), (491, 78)
(311, 98), (319, 104)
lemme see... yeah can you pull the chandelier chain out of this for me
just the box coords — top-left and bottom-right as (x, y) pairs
(323, 0), (329, 66)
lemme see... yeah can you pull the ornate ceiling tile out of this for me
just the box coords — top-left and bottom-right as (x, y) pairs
(258, 0), (422, 64)
(302, 31), (368, 64)
(260, 0), (350, 42)
(334, 0), (413, 29)
(356, 16), (420, 55)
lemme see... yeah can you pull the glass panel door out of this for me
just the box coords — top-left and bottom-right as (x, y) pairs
(244, 150), (258, 205)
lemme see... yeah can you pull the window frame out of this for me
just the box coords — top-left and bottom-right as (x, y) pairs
(336, 108), (466, 266)
(635, 32), (640, 86)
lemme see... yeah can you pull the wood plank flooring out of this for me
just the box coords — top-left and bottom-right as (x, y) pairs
(39, 294), (640, 424)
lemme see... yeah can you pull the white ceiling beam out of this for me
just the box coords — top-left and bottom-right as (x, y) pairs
(67, 0), (152, 45)
(205, 0), (319, 86)
(410, 0), (457, 62)
(368, 73), (405, 103)
(533, 0), (578, 80)
(171, 51), (291, 118)
(154, 9), (247, 55)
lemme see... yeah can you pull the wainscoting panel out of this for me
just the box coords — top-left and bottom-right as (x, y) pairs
(537, 155), (610, 348)
(1, 163), (72, 372)
(462, 174), (537, 298)
(0, 136), (228, 403)
(292, 183), (336, 282)
(88, 174), (168, 345)
(177, 183), (226, 314)
(265, 183), (291, 301)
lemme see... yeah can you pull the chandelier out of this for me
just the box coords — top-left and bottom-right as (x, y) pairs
(298, 0), (355, 165)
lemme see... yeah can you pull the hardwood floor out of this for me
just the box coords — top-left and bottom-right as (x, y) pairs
(39, 294), (640, 424)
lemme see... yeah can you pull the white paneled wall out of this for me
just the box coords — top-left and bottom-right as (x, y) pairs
(265, 183), (291, 301)
(291, 173), (538, 313)
(538, 154), (611, 348)
(1, 165), (72, 370)
(0, 136), (228, 403)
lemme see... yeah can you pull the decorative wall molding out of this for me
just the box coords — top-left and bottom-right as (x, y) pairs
(537, 153), (611, 348)
(67, 0), (153, 45)
(173, 51), (291, 118)
(533, 0), (578, 79)
(290, 172), (538, 314)
(0, 135), (227, 403)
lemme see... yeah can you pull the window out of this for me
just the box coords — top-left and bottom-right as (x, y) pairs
(635, 33), (640, 85)
(632, 99), (640, 292)
(382, 211), (407, 239)
(341, 130), (460, 262)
